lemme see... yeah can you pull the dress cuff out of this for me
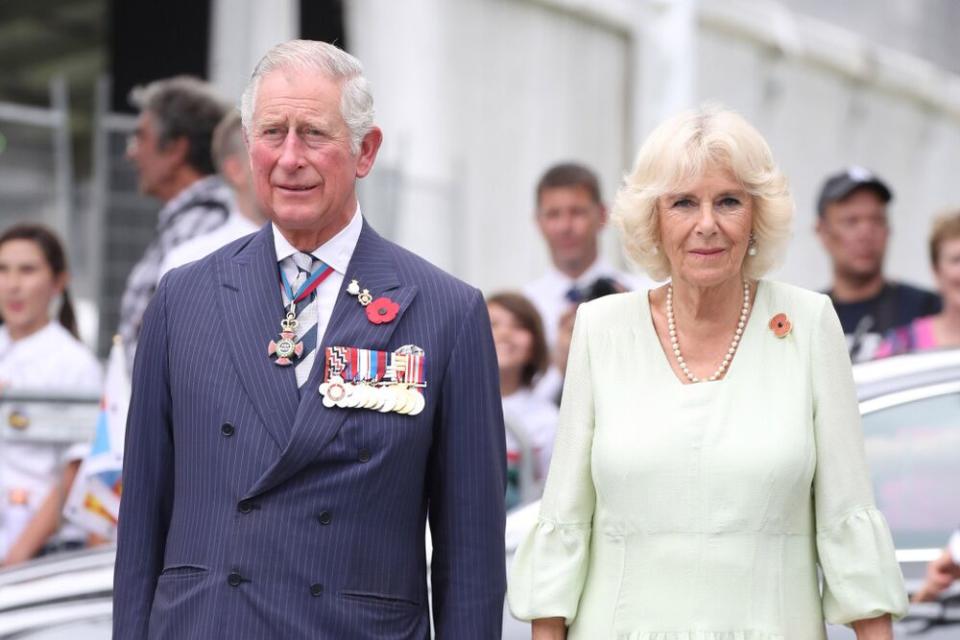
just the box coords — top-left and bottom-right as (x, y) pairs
(817, 507), (909, 624)
(507, 517), (592, 623)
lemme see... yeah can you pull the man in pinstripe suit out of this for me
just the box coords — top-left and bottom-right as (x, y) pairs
(114, 40), (507, 639)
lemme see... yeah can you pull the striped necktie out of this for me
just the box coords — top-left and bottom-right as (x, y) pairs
(287, 252), (320, 389)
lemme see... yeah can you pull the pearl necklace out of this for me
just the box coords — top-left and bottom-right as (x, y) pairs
(666, 280), (750, 383)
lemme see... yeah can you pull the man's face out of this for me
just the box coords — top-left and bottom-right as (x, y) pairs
(126, 111), (184, 198)
(535, 186), (606, 273)
(817, 189), (890, 281)
(248, 68), (380, 237)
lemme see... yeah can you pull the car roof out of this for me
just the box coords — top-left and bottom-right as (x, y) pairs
(854, 348), (960, 403)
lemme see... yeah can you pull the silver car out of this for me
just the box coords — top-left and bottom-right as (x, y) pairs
(2, 350), (960, 638)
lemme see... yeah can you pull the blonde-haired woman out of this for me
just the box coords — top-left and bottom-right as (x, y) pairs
(508, 105), (907, 639)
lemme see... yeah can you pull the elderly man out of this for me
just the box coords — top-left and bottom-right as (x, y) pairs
(113, 40), (507, 640)
(119, 76), (233, 368)
(159, 111), (266, 277)
(816, 166), (941, 361)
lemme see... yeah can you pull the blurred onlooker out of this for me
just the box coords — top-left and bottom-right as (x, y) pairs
(875, 209), (960, 357)
(816, 166), (941, 361)
(523, 162), (648, 348)
(0, 224), (102, 566)
(523, 163), (654, 400)
(913, 528), (960, 602)
(118, 76), (232, 369)
(159, 110), (266, 277)
(487, 292), (557, 510)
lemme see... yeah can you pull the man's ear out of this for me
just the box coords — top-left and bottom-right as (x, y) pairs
(355, 126), (383, 178)
(165, 136), (190, 164)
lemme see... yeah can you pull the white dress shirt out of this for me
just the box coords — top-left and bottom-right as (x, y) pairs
(0, 322), (103, 556)
(522, 256), (655, 349)
(272, 207), (363, 380)
(523, 256), (657, 402)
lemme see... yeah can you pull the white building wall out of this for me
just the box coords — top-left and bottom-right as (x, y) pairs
(348, 0), (696, 293)
(213, 0), (960, 296)
(698, 1), (960, 292)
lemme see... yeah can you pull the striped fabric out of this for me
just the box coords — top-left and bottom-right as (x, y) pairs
(280, 252), (321, 388)
(118, 175), (233, 371)
(114, 221), (508, 639)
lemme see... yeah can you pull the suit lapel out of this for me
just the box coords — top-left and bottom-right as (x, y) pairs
(216, 225), (298, 449)
(244, 222), (420, 497)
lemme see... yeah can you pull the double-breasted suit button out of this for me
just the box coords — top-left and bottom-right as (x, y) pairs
(220, 422), (235, 437)
(318, 511), (332, 525)
(310, 583), (323, 597)
(358, 448), (371, 462)
(238, 500), (255, 514)
(227, 571), (244, 587)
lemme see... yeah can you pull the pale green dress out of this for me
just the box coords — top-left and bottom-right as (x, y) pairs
(507, 280), (907, 639)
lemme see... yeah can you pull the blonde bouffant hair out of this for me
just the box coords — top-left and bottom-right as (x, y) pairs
(612, 104), (794, 281)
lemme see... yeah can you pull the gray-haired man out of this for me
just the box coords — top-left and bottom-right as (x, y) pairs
(119, 76), (233, 368)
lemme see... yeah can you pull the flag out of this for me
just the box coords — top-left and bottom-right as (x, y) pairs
(63, 336), (130, 539)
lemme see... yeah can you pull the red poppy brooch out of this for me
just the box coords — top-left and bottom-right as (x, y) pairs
(366, 297), (400, 324)
(347, 279), (400, 324)
(769, 313), (792, 338)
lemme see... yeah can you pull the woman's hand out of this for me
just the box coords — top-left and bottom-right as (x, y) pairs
(531, 617), (566, 640)
(851, 614), (893, 639)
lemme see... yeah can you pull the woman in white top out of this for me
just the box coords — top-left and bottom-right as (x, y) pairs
(487, 292), (559, 510)
(508, 106), (907, 639)
(0, 224), (102, 565)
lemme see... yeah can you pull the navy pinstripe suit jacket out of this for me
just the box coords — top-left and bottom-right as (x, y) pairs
(113, 222), (507, 639)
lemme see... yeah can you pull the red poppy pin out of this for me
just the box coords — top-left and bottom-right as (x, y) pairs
(347, 279), (401, 325)
(366, 297), (400, 324)
(769, 313), (792, 338)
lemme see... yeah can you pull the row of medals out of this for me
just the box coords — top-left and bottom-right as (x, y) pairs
(322, 375), (425, 415)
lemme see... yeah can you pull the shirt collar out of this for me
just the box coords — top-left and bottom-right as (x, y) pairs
(272, 205), (363, 275)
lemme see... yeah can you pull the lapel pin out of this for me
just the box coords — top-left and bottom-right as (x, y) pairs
(347, 278), (400, 324)
(769, 312), (792, 338)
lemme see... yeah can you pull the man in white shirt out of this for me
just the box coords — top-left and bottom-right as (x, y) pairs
(523, 163), (654, 399)
(523, 162), (652, 347)
(159, 111), (266, 277)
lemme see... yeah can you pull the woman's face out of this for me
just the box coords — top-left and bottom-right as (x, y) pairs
(488, 303), (534, 375)
(0, 239), (64, 338)
(656, 166), (754, 288)
(934, 236), (960, 309)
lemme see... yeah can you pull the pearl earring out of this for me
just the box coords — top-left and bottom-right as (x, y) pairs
(747, 234), (758, 257)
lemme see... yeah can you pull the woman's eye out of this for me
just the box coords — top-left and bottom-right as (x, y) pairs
(673, 198), (695, 208)
(718, 197), (741, 208)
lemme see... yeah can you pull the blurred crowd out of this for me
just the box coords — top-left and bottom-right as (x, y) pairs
(1, 73), (959, 597)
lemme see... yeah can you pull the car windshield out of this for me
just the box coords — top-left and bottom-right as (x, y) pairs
(862, 390), (960, 549)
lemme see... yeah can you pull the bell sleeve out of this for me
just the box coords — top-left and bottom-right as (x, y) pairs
(810, 296), (909, 624)
(507, 305), (596, 623)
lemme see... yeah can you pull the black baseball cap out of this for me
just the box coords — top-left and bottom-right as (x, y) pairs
(816, 166), (893, 216)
